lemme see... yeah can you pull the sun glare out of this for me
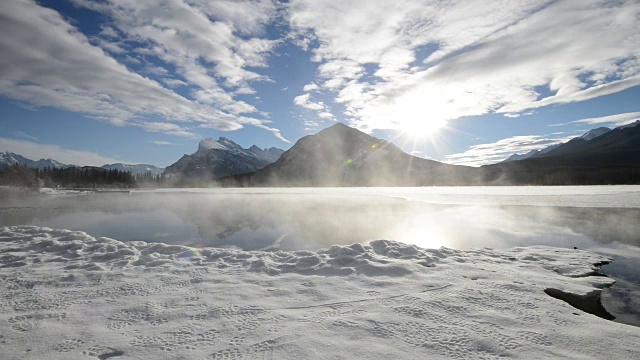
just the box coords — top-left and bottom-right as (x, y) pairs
(370, 91), (452, 140)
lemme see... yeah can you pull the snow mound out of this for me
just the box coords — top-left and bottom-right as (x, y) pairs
(0, 226), (638, 359)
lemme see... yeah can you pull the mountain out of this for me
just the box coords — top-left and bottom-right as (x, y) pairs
(580, 127), (611, 141)
(0, 151), (68, 169)
(528, 122), (640, 167)
(223, 123), (474, 186)
(501, 143), (562, 162)
(1, 151), (162, 177)
(619, 119), (640, 129)
(101, 163), (164, 177)
(502, 149), (540, 162)
(483, 122), (640, 184)
(163, 137), (285, 180)
(501, 126), (611, 163)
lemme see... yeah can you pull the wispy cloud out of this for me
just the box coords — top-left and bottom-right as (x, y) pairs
(0, 0), (287, 141)
(13, 131), (39, 142)
(147, 140), (179, 146)
(0, 138), (122, 166)
(444, 134), (575, 167)
(139, 123), (196, 138)
(561, 112), (640, 127)
(294, 93), (325, 111)
(288, 0), (640, 132)
(293, 93), (335, 128)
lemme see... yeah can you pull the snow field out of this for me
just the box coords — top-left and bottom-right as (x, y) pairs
(1, 226), (639, 359)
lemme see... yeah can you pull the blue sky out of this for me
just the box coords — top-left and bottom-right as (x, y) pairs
(1, 0), (639, 167)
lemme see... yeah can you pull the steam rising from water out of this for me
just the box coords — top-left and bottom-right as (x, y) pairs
(2, 190), (639, 252)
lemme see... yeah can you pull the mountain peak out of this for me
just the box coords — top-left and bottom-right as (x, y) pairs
(165, 136), (285, 180)
(502, 149), (539, 162)
(580, 127), (610, 141)
(197, 138), (228, 152)
(227, 123), (457, 186)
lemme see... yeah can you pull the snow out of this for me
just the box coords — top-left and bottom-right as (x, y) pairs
(37, 187), (93, 195)
(580, 127), (610, 141)
(1, 225), (638, 359)
(0, 152), (68, 170)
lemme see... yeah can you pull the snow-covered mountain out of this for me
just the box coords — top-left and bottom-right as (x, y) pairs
(580, 127), (611, 141)
(101, 163), (164, 177)
(0, 151), (69, 169)
(1, 151), (162, 176)
(164, 137), (285, 180)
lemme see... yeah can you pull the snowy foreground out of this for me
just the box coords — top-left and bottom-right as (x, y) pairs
(1, 226), (639, 359)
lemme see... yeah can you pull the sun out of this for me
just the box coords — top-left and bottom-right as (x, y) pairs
(399, 117), (448, 139)
(383, 92), (452, 138)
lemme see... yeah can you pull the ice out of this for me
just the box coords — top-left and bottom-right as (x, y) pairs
(1, 225), (638, 359)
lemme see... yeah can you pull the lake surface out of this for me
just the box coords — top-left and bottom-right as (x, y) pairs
(1, 186), (639, 326)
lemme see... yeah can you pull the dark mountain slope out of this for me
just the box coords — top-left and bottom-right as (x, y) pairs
(223, 123), (476, 186)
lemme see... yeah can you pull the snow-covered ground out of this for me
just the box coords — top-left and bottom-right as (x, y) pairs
(1, 226), (639, 359)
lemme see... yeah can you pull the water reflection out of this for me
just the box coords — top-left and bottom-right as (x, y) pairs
(1, 192), (639, 252)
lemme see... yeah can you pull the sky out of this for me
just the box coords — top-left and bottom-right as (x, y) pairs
(1, 0), (639, 167)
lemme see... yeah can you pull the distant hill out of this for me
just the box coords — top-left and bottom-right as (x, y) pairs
(223, 123), (474, 186)
(163, 137), (285, 181)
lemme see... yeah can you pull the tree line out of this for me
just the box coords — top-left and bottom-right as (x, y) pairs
(0, 164), (138, 189)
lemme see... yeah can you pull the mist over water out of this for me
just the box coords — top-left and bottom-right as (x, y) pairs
(2, 188), (639, 251)
(2, 187), (640, 326)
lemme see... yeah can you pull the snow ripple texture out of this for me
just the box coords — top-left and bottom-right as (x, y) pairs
(0, 226), (638, 359)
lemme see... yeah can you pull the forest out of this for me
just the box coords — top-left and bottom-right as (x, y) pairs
(0, 164), (138, 189)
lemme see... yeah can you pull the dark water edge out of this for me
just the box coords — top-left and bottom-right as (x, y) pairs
(600, 257), (640, 327)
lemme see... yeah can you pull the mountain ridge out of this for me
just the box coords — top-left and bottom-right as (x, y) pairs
(1, 151), (163, 176)
(224, 123), (474, 186)
(163, 137), (285, 181)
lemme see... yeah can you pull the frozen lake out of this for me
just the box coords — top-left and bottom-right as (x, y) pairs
(1, 185), (640, 326)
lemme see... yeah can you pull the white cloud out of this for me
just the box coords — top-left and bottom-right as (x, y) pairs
(253, 124), (291, 144)
(0, 138), (122, 166)
(444, 134), (575, 167)
(555, 112), (640, 127)
(288, 0), (640, 132)
(162, 79), (188, 88)
(140, 123), (196, 138)
(72, 0), (278, 91)
(293, 93), (336, 125)
(575, 112), (640, 126)
(294, 93), (325, 110)
(0, 0), (288, 141)
(303, 82), (319, 92)
(148, 141), (179, 146)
